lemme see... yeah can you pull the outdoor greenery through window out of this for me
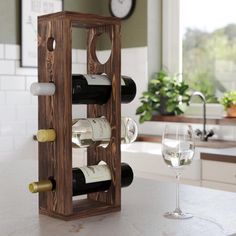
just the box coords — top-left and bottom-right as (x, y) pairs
(181, 0), (236, 103)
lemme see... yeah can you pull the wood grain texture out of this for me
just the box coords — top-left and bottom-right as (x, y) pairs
(38, 11), (120, 27)
(38, 16), (73, 216)
(38, 11), (121, 220)
(40, 199), (120, 221)
(38, 19), (55, 213)
(201, 153), (236, 163)
(87, 24), (121, 207)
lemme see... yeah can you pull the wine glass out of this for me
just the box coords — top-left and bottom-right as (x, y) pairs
(161, 124), (195, 219)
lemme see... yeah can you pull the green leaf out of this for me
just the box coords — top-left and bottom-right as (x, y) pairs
(143, 111), (153, 120)
(166, 103), (176, 112)
(136, 106), (145, 115)
(149, 79), (160, 85)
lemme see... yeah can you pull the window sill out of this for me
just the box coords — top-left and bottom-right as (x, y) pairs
(151, 115), (236, 125)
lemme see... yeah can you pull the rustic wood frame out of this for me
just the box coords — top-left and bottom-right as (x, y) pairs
(38, 11), (121, 220)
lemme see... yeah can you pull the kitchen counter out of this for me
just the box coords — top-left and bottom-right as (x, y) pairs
(1, 160), (236, 236)
(200, 148), (236, 192)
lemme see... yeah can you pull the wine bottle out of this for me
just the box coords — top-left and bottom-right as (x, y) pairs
(29, 163), (133, 195)
(72, 74), (136, 104)
(30, 74), (136, 104)
(35, 117), (138, 145)
(72, 117), (138, 148)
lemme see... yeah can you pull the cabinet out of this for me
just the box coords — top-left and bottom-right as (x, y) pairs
(201, 153), (236, 192)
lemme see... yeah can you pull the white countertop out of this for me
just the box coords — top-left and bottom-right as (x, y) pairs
(1, 160), (236, 236)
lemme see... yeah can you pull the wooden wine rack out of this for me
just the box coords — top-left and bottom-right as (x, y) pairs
(38, 11), (121, 220)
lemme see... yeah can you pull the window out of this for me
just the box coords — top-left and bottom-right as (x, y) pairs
(163, 0), (236, 107)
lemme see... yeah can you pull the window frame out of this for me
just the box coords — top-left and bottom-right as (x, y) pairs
(162, 0), (223, 117)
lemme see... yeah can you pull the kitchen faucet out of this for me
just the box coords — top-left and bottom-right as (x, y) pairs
(190, 91), (214, 141)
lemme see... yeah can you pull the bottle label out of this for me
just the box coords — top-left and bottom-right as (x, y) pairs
(87, 118), (111, 141)
(84, 75), (125, 86)
(79, 165), (111, 183)
(121, 78), (125, 86)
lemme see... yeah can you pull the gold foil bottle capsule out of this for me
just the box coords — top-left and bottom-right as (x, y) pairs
(36, 129), (56, 142)
(29, 180), (53, 193)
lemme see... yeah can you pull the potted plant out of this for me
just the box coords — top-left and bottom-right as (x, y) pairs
(136, 70), (191, 123)
(219, 91), (236, 117)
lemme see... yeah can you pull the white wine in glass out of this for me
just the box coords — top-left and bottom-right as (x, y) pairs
(162, 124), (195, 219)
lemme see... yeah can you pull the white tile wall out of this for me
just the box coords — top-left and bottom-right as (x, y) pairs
(72, 49), (78, 63)
(0, 106), (16, 121)
(0, 44), (4, 59)
(16, 105), (38, 120)
(0, 136), (14, 152)
(26, 76), (37, 90)
(0, 43), (86, 161)
(77, 49), (87, 64)
(1, 75), (25, 90)
(5, 44), (20, 60)
(6, 91), (32, 105)
(0, 43), (235, 161)
(15, 61), (38, 76)
(0, 92), (6, 104)
(72, 63), (87, 74)
(0, 60), (15, 75)
(1, 121), (26, 136)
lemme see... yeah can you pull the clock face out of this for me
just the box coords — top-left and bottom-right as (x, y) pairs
(109, 0), (135, 19)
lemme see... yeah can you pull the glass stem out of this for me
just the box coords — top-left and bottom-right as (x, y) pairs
(176, 173), (181, 211)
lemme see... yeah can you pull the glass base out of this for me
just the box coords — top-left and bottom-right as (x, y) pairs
(164, 208), (193, 220)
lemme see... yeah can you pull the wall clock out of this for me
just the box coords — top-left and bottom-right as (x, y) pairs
(109, 0), (136, 19)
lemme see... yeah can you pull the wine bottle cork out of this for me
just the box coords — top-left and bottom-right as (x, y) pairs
(36, 129), (56, 142)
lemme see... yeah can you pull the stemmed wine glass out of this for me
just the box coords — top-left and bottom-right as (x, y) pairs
(161, 124), (195, 219)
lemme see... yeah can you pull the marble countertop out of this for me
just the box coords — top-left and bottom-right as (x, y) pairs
(1, 160), (236, 236)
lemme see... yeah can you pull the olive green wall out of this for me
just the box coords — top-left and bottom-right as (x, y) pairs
(0, 0), (147, 49)
(64, 0), (104, 49)
(0, 0), (20, 44)
(100, 0), (147, 49)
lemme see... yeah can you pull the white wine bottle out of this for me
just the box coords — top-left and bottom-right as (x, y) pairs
(29, 163), (134, 195)
(72, 117), (138, 148)
(35, 117), (138, 146)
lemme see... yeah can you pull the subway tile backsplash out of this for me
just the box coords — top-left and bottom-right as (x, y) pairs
(1, 75), (26, 90)
(0, 60), (15, 75)
(5, 44), (20, 60)
(0, 44), (4, 59)
(0, 43), (87, 161)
